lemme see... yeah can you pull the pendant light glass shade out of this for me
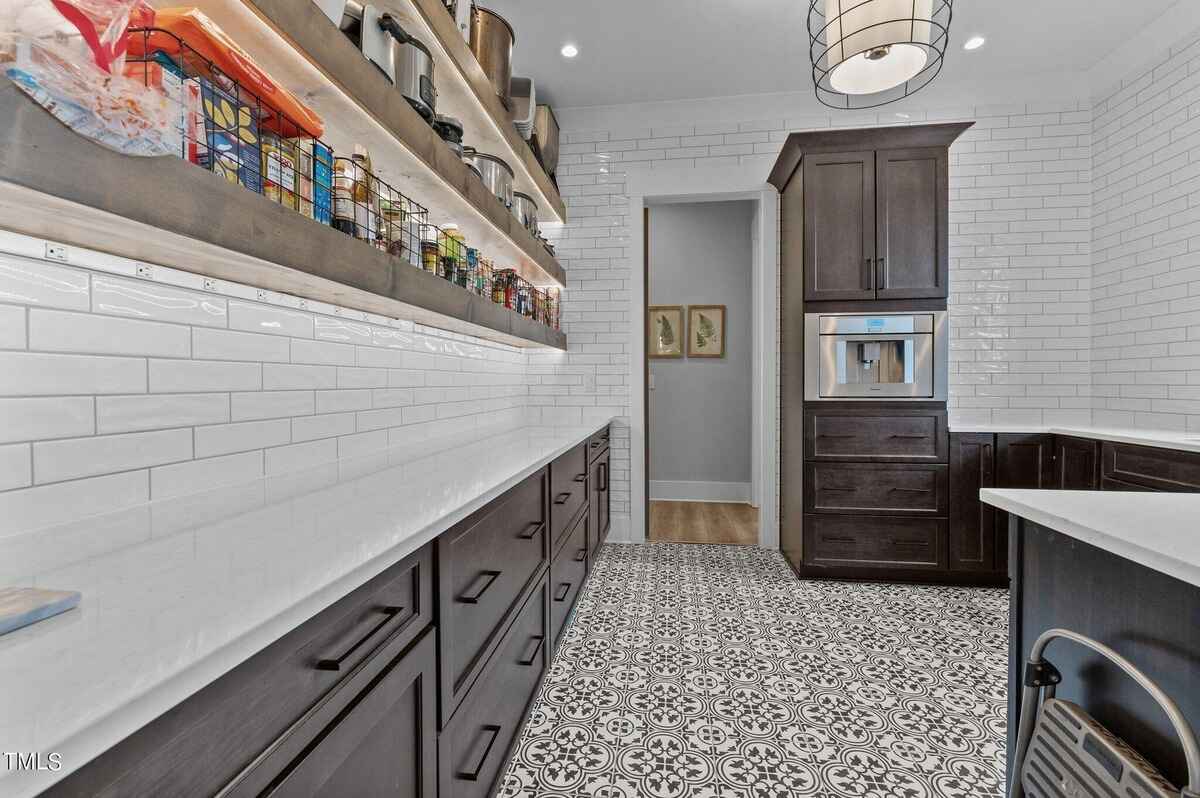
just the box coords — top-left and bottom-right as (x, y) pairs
(809, 0), (953, 109)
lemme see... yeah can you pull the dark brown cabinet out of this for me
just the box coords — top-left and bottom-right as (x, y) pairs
(805, 515), (947, 571)
(1102, 441), (1200, 492)
(804, 462), (949, 516)
(550, 443), (589, 554)
(948, 433), (999, 573)
(551, 511), (589, 645)
(804, 404), (949, 462)
(589, 446), (611, 556)
(1056, 436), (1100, 489)
(995, 433), (1056, 489)
(875, 148), (948, 300)
(803, 151), (876, 302)
(802, 147), (948, 302)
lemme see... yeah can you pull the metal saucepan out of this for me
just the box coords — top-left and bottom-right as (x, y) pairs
(512, 191), (538, 234)
(462, 148), (514, 208)
(469, 6), (515, 110)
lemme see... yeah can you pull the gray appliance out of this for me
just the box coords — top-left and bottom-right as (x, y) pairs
(338, 4), (437, 120)
(805, 311), (947, 401)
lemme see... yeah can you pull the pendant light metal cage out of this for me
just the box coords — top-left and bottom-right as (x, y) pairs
(808, 0), (953, 110)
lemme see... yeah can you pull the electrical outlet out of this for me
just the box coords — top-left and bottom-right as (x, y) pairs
(256, 289), (269, 302)
(44, 243), (68, 262)
(136, 263), (154, 279)
(297, 298), (307, 309)
(202, 278), (217, 292)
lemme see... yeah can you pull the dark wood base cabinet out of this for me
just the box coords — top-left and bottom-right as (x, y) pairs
(41, 427), (612, 798)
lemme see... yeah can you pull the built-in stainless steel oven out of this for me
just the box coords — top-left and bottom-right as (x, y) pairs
(805, 311), (947, 401)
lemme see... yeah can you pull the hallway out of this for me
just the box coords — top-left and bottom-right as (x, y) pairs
(499, 543), (1008, 797)
(649, 501), (758, 545)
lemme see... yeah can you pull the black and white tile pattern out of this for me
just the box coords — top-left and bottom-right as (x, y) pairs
(500, 543), (1008, 798)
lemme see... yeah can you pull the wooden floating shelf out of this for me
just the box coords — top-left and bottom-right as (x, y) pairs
(0, 83), (566, 351)
(174, 0), (565, 287)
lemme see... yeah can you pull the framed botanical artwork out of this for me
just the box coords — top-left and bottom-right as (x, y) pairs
(647, 305), (684, 358)
(687, 305), (726, 358)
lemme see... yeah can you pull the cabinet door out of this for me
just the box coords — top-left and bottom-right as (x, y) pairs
(243, 630), (437, 798)
(803, 151), (876, 301)
(994, 433), (1055, 566)
(948, 433), (998, 572)
(1056, 436), (1100, 490)
(588, 453), (602, 557)
(875, 147), (948, 300)
(598, 449), (611, 545)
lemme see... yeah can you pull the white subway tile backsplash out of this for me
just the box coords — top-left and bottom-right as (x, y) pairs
(29, 309), (191, 358)
(315, 389), (372, 414)
(0, 351), (146, 396)
(0, 304), (26, 348)
(228, 300), (315, 339)
(264, 438), (337, 475)
(97, 393), (229, 434)
(230, 390), (315, 421)
(194, 419), (291, 458)
(336, 366), (389, 389)
(193, 328), (290, 363)
(291, 339), (357, 366)
(150, 359), (261, 393)
(0, 396), (94, 443)
(33, 429), (192, 484)
(291, 412), (356, 443)
(0, 470), (148, 534)
(0, 255), (90, 310)
(93, 275), (227, 327)
(263, 363), (337, 390)
(150, 451), (264, 500)
(0, 443), (31, 491)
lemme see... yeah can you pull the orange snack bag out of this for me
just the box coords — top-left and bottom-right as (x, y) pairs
(126, 7), (323, 138)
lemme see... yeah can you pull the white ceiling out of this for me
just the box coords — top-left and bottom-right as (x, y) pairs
(485, 0), (1183, 110)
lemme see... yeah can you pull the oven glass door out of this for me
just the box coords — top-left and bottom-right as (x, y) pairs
(819, 333), (933, 398)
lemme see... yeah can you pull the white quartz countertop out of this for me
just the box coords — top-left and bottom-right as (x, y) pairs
(0, 419), (612, 798)
(981, 488), (1200, 588)
(949, 424), (1200, 454)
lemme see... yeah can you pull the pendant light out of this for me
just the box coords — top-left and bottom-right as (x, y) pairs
(809, 0), (953, 109)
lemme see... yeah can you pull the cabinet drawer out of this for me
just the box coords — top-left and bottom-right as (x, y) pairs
(440, 580), (548, 798)
(805, 462), (948, 515)
(587, 425), (611, 463)
(1102, 442), (1200, 493)
(45, 545), (433, 798)
(551, 510), (589, 645)
(804, 515), (947, 570)
(804, 406), (947, 462)
(1101, 476), (1159, 492)
(438, 469), (547, 725)
(550, 443), (589, 552)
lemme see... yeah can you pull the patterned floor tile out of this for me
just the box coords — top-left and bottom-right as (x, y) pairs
(499, 543), (1008, 798)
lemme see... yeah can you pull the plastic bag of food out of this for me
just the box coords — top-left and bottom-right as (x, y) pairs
(1, 0), (180, 156)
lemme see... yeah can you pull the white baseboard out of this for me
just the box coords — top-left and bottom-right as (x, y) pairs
(649, 480), (752, 503)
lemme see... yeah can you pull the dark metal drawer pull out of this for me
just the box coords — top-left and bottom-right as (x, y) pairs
(889, 487), (932, 493)
(891, 539), (927, 548)
(818, 433), (856, 439)
(457, 570), (502, 604)
(553, 492), (572, 505)
(553, 582), (572, 602)
(600, 462), (608, 492)
(517, 522), (543, 540)
(315, 605), (403, 671)
(573, 473), (587, 483)
(826, 536), (855, 544)
(518, 635), (544, 667)
(890, 433), (929, 439)
(574, 548), (587, 563)
(457, 724), (502, 782)
(822, 486), (857, 492)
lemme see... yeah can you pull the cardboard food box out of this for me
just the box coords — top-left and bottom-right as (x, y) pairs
(198, 77), (262, 194)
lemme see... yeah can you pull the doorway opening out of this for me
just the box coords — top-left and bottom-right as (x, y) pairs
(646, 200), (757, 545)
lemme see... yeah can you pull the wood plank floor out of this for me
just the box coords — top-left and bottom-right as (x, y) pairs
(648, 500), (758, 545)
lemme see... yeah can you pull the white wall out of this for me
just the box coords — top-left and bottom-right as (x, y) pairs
(532, 98), (1095, 532)
(0, 234), (529, 533)
(1091, 30), (1200, 431)
(648, 201), (753, 499)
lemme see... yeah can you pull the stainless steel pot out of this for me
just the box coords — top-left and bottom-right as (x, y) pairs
(512, 192), (538, 234)
(532, 104), (560, 177)
(378, 13), (437, 121)
(469, 6), (514, 110)
(433, 115), (464, 158)
(462, 148), (513, 208)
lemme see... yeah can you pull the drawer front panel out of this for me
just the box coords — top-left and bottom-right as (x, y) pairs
(551, 511), (589, 645)
(440, 580), (548, 798)
(439, 470), (547, 719)
(804, 515), (947, 570)
(805, 462), (948, 515)
(1102, 442), (1200, 493)
(550, 443), (589, 552)
(805, 406), (948, 462)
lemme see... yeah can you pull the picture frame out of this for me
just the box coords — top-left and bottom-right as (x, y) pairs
(687, 305), (726, 358)
(647, 305), (684, 358)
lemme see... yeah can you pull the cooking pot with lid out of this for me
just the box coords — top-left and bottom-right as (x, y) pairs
(512, 192), (538, 234)
(469, 6), (515, 110)
(462, 147), (514, 209)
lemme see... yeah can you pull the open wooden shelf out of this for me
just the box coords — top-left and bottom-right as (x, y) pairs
(174, 0), (565, 287)
(0, 83), (566, 350)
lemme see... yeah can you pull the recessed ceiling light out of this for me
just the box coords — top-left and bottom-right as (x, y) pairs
(561, 43), (579, 58)
(963, 36), (986, 51)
